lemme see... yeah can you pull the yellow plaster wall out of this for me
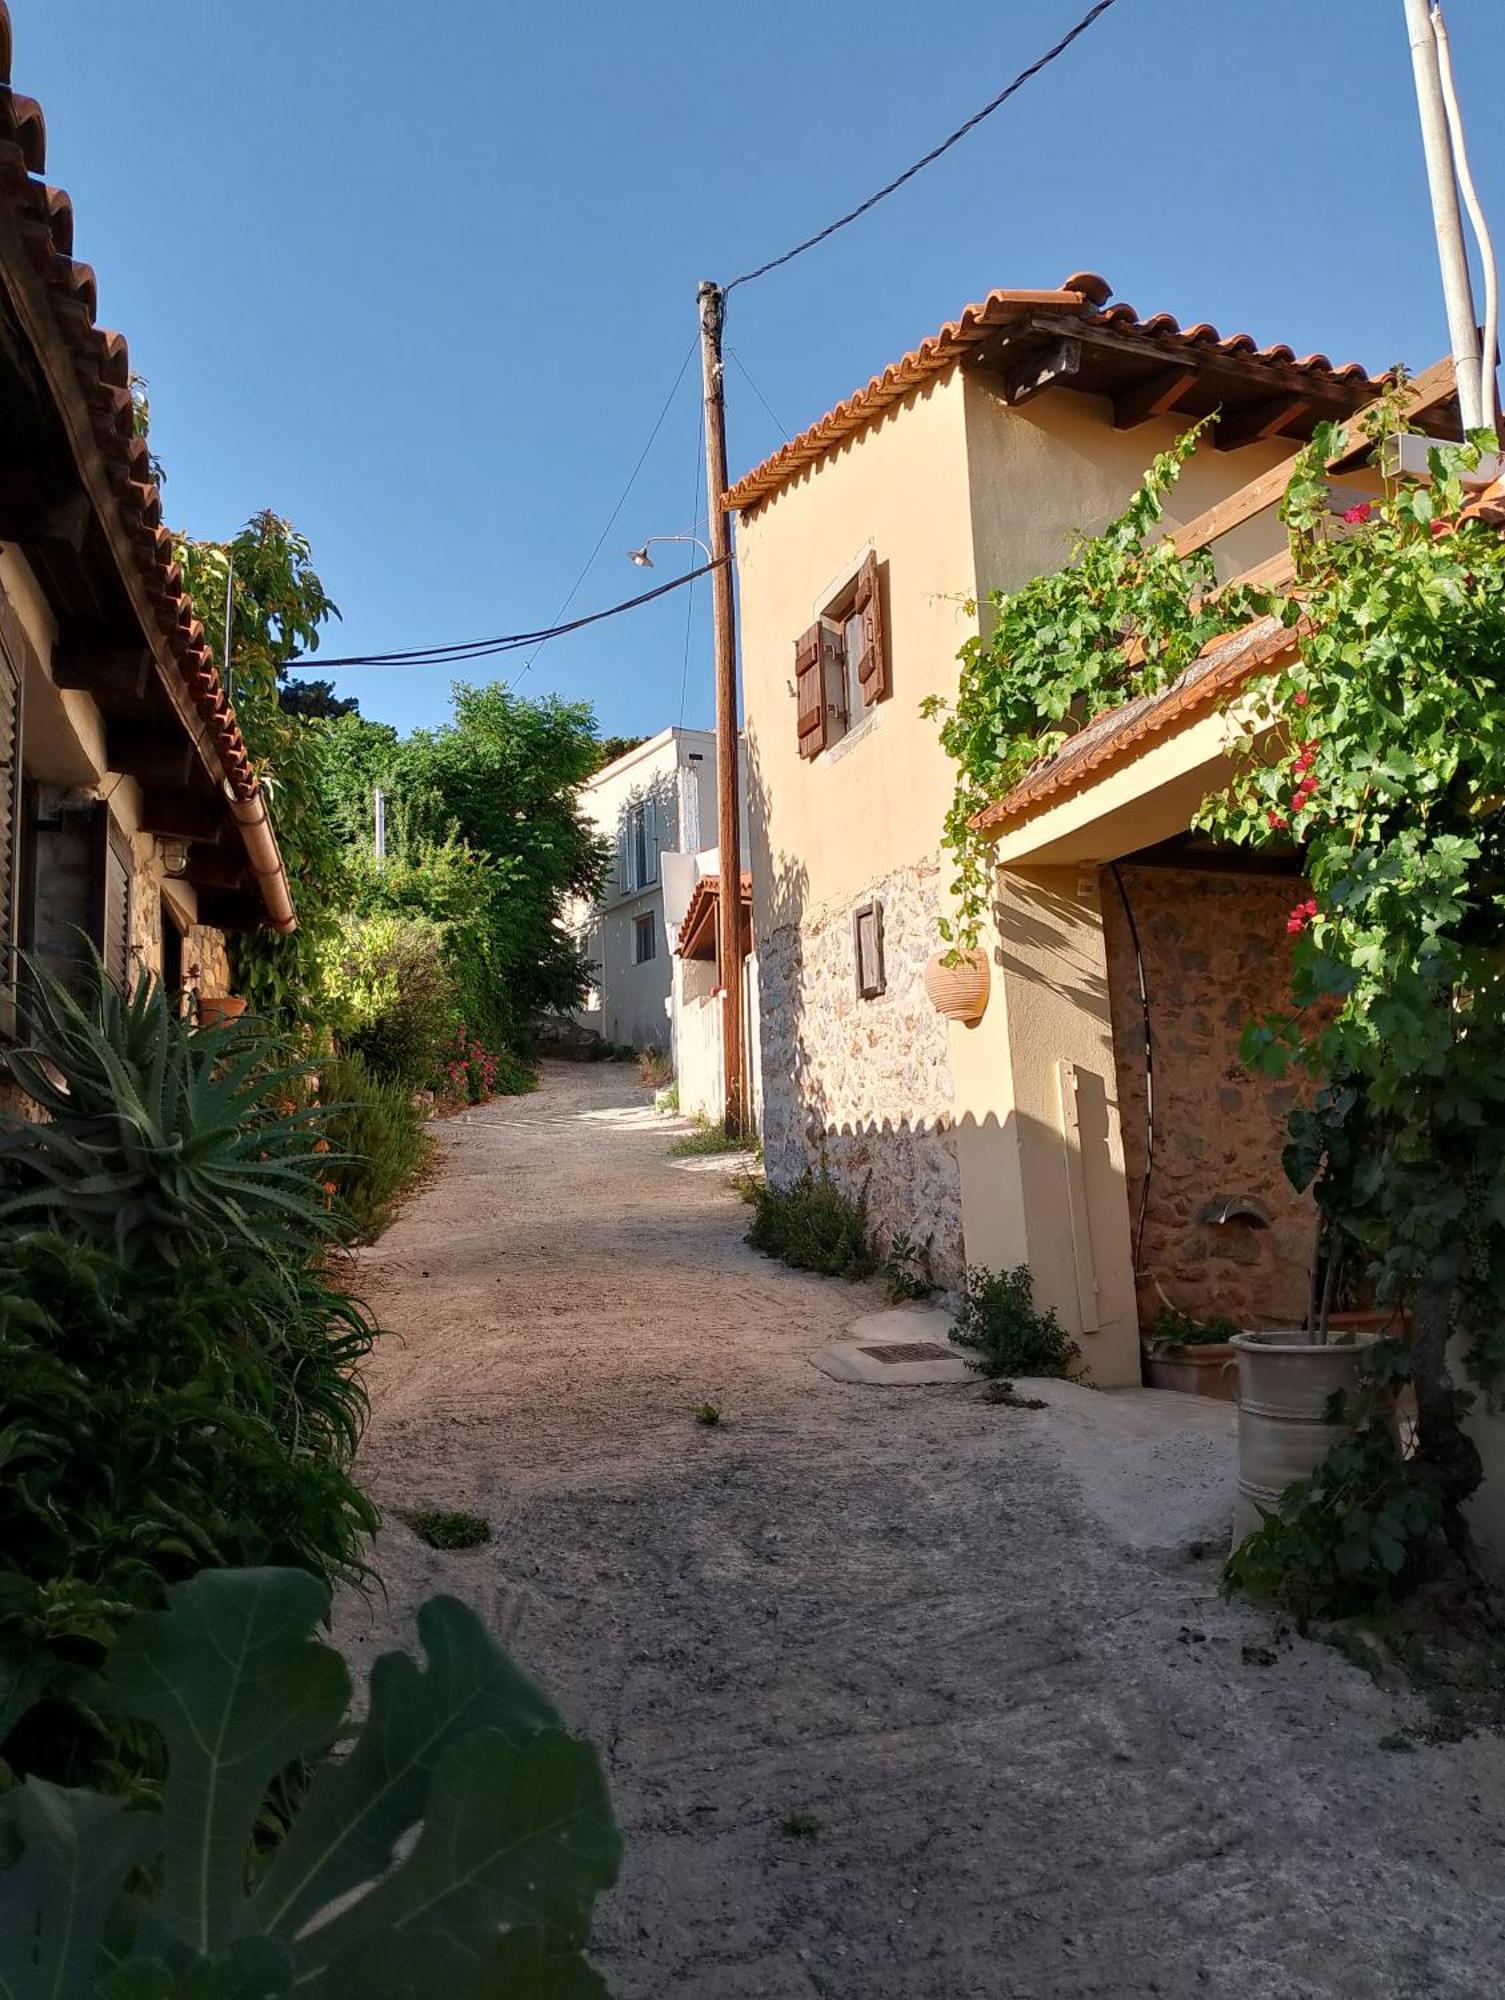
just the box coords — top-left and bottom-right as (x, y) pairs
(962, 379), (1297, 603)
(738, 373), (980, 936)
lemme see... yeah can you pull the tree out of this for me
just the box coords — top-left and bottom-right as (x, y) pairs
(177, 512), (345, 1028)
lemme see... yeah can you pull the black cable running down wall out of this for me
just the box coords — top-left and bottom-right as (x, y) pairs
(1108, 860), (1154, 1277)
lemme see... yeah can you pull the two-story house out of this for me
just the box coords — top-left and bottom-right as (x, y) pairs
(727, 270), (1448, 1383)
(573, 728), (720, 1052)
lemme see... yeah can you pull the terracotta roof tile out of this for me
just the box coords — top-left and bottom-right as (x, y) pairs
(676, 871), (754, 961)
(725, 274), (1388, 513)
(0, 1), (277, 878)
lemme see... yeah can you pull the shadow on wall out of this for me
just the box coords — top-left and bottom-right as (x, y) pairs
(745, 725), (970, 1286)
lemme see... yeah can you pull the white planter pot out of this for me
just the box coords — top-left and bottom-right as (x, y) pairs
(1230, 1329), (1380, 1544)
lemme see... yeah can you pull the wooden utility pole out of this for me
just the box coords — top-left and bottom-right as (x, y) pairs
(698, 278), (747, 1136)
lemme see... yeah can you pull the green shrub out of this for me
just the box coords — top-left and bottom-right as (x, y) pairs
(0, 1566), (620, 1994)
(318, 1053), (433, 1242)
(741, 1171), (878, 1281)
(1147, 1303), (1242, 1353)
(669, 1116), (751, 1158)
(1224, 1355), (1445, 1623)
(0, 1234), (378, 1789)
(0, 963), (377, 1791)
(0, 961), (337, 1265)
(951, 1265), (1080, 1380)
(320, 911), (462, 1089)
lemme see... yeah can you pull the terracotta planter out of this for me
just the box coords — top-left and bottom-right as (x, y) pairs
(197, 994), (248, 1029)
(1230, 1329), (1381, 1544)
(1144, 1341), (1237, 1402)
(923, 949), (989, 1024)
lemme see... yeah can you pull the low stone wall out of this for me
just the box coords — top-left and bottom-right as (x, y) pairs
(1103, 863), (1315, 1332)
(758, 859), (963, 1287)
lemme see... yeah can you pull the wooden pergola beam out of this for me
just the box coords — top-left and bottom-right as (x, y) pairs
(1214, 392), (1315, 453)
(1112, 363), (1198, 430)
(1169, 355), (1457, 558)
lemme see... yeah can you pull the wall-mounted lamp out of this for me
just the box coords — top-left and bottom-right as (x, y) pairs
(158, 835), (191, 878)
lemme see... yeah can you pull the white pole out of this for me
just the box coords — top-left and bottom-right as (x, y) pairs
(1403, 0), (1485, 431)
(1431, 3), (1500, 431)
(373, 786), (386, 868)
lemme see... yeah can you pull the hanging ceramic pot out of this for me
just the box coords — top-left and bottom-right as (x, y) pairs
(923, 948), (989, 1023)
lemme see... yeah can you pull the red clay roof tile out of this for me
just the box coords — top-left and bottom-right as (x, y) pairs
(0, 2), (272, 843)
(725, 276), (1388, 513)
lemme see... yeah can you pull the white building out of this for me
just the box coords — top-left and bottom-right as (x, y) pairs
(573, 728), (760, 1127)
(573, 728), (720, 1051)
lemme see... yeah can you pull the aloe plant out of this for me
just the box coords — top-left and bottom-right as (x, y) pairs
(0, 959), (336, 1264)
(0, 1567), (621, 1996)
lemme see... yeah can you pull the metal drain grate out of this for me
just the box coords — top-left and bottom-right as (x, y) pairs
(858, 1342), (958, 1364)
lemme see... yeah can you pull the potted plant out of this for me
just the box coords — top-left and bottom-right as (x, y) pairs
(1142, 1304), (1242, 1401)
(197, 992), (248, 1029)
(923, 948), (989, 1023)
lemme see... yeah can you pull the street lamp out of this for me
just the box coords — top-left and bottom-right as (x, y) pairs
(626, 534), (714, 569)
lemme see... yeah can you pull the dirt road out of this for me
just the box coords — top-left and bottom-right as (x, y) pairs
(337, 1062), (1505, 1999)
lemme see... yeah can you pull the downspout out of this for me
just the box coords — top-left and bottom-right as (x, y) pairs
(229, 784), (297, 934)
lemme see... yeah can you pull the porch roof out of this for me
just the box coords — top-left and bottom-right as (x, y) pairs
(676, 872), (753, 961)
(0, 3), (293, 932)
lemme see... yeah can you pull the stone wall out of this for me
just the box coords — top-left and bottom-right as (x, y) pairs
(758, 858), (964, 1287)
(1102, 863), (1315, 1333)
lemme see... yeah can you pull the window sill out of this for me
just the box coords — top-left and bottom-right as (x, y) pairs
(820, 702), (884, 769)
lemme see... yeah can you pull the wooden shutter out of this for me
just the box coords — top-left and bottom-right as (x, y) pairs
(96, 813), (132, 992)
(616, 813), (631, 894)
(0, 639), (20, 1010)
(853, 552), (889, 703)
(853, 899), (886, 999)
(794, 622), (826, 759)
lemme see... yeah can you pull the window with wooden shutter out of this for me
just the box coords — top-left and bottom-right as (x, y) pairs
(853, 899), (886, 999)
(794, 622), (826, 760)
(0, 636), (21, 1022)
(852, 552), (889, 705)
(97, 813), (132, 993)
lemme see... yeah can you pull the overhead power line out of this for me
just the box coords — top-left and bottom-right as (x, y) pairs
(509, 332), (700, 682)
(723, 0), (1128, 293)
(285, 559), (726, 672)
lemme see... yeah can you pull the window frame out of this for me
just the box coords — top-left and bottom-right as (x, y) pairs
(852, 898), (886, 1001)
(633, 911), (657, 966)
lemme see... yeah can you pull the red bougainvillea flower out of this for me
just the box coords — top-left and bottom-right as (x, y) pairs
(1292, 689), (1310, 708)
(1343, 501), (1373, 525)
(1431, 519), (1453, 539)
(1268, 809), (1289, 831)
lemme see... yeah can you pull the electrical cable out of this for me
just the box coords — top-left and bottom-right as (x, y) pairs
(678, 403), (706, 728)
(284, 559), (725, 672)
(1108, 861), (1154, 1278)
(728, 347), (791, 441)
(722, 0), (1127, 293)
(508, 333), (699, 684)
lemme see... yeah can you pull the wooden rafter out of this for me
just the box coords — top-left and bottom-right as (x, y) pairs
(1112, 363), (1198, 430)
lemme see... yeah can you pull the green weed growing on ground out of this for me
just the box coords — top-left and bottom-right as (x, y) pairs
(951, 1266), (1081, 1381)
(669, 1116), (754, 1158)
(739, 1171), (878, 1281)
(401, 1507), (491, 1550)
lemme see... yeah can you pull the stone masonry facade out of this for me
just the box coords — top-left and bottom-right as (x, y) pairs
(1102, 863), (1315, 1333)
(759, 859), (964, 1288)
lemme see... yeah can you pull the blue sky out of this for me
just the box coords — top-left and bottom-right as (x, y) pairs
(13, 0), (1505, 738)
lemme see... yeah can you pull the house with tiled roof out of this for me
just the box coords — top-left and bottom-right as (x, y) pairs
(0, 4), (292, 1035)
(729, 271), (1462, 1385)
